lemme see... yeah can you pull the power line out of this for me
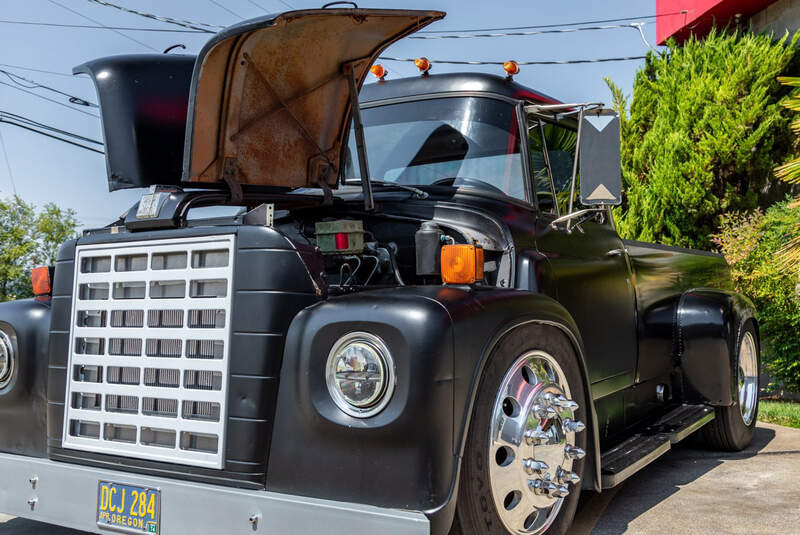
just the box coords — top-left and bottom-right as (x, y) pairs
(86, 0), (221, 32)
(419, 11), (690, 33)
(0, 19), (205, 33)
(0, 117), (104, 154)
(0, 80), (100, 118)
(0, 63), (78, 78)
(378, 55), (648, 66)
(0, 111), (103, 145)
(47, 0), (160, 52)
(0, 68), (97, 107)
(208, 0), (244, 19)
(408, 22), (649, 40)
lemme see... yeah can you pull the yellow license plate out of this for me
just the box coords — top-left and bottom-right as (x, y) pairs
(96, 481), (160, 534)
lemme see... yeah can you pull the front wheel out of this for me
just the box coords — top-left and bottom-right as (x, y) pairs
(454, 325), (588, 535)
(698, 321), (760, 451)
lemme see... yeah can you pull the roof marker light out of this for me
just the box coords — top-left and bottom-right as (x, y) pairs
(370, 64), (387, 80)
(414, 57), (431, 75)
(503, 60), (520, 79)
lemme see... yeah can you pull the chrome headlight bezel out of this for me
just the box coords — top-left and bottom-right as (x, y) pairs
(325, 332), (395, 418)
(0, 330), (13, 389)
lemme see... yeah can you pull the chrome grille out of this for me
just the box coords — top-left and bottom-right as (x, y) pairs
(62, 235), (234, 468)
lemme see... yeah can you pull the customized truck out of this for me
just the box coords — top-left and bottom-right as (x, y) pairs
(0, 7), (760, 535)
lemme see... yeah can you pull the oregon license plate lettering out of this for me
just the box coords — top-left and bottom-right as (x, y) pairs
(97, 481), (160, 534)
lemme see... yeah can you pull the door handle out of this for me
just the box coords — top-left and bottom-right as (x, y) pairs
(606, 248), (625, 257)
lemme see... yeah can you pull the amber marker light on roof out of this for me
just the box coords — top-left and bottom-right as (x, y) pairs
(370, 64), (387, 80)
(414, 57), (431, 75)
(503, 60), (520, 79)
(31, 266), (51, 296)
(440, 244), (484, 285)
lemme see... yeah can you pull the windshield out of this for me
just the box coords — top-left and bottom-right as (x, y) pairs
(345, 97), (527, 201)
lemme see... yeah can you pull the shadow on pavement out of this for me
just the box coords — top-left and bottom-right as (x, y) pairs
(578, 426), (776, 534)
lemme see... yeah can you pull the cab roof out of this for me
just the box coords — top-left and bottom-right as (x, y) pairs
(359, 72), (561, 105)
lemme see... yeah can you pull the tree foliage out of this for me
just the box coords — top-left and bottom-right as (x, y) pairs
(713, 197), (800, 390)
(607, 29), (800, 250)
(0, 196), (79, 301)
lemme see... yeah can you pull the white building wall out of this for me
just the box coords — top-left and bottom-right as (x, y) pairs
(752, 0), (800, 37)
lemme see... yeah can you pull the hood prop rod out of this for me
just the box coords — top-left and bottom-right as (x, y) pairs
(344, 63), (374, 211)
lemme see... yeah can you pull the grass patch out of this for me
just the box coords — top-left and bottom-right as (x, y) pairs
(758, 400), (800, 429)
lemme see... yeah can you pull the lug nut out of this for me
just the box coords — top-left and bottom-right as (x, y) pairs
(565, 445), (586, 460)
(528, 479), (558, 497)
(533, 404), (558, 419)
(557, 467), (581, 485)
(550, 485), (570, 498)
(563, 419), (586, 433)
(555, 397), (579, 411)
(522, 458), (549, 475)
(524, 428), (550, 445)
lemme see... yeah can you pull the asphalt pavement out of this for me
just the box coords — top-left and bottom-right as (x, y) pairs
(1, 423), (798, 534)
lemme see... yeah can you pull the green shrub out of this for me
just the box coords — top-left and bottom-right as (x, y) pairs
(713, 197), (800, 390)
(607, 28), (800, 250)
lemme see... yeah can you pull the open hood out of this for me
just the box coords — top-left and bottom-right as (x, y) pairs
(182, 8), (444, 191)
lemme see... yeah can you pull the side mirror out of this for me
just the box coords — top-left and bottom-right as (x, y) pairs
(579, 111), (621, 206)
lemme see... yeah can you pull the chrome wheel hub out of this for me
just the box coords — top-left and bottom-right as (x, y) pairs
(488, 351), (585, 535)
(738, 331), (758, 426)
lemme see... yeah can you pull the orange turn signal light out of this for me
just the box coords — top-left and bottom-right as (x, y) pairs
(503, 60), (520, 76)
(414, 57), (431, 73)
(440, 244), (484, 284)
(370, 64), (387, 80)
(31, 266), (51, 296)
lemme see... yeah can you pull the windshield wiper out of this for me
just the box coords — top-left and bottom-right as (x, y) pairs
(344, 179), (429, 199)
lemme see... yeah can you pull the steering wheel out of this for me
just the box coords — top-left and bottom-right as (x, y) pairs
(431, 177), (507, 196)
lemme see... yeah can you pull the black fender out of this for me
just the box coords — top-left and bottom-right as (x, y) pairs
(268, 286), (598, 535)
(0, 298), (52, 457)
(677, 288), (758, 406)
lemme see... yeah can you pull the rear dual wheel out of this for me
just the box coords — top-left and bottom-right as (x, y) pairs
(454, 325), (587, 535)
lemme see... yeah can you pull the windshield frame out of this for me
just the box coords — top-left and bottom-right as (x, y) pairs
(347, 92), (535, 207)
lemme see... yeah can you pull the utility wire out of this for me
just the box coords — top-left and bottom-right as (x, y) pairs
(419, 11), (690, 33)
(47, 0), (160, 52)
(378, 55), (648, 66)
(86, 0), (221, 32)
(0, 111), (103, 145)
(0, 62), (77, 78)
(408, 22), (649, 40)
(0, 68), (97, 107)
(208, 0), (244, 19)
(0, 117), (105, 154)
(0, 19), (205, 33)
(0, 81), (100, 118)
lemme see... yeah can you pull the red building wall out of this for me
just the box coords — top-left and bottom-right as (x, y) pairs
(657, 0), (778, 45)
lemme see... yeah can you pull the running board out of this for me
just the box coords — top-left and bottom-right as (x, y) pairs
(601, 404), (715, 488)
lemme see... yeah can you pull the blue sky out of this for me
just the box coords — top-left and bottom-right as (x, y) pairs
(0, 0), (661, 228)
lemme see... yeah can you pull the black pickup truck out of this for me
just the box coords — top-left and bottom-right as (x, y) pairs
(0, 8), (759, 535)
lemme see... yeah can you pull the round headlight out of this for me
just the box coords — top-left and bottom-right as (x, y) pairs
(326, 332), (395, 418)
(0, 331), (12, 387)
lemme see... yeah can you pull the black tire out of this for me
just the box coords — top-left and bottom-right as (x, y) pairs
(453, 324), (588, 535)
(697, 321), (760, 451)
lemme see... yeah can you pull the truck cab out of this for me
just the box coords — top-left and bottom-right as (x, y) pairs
(0, 7), (760, 535)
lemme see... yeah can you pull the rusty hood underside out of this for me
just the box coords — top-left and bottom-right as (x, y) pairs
(181, 8), (444, 191)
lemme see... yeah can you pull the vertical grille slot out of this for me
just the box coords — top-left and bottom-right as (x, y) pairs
(77, 310), (106, 328)
(64, 236), (234, 468)
(105, 395), (139, 414)
(143, 368), (180, 388)
(182, 401), (220, 422)
(142, 397), (178, 418)
(107, 366), (140, 385)
(110, 310), (144, 328)
(147, 309), (183, 328)
(188, 310), (225, 329)
(184, 370), (222, 391)
(145, 339), (182, 358)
